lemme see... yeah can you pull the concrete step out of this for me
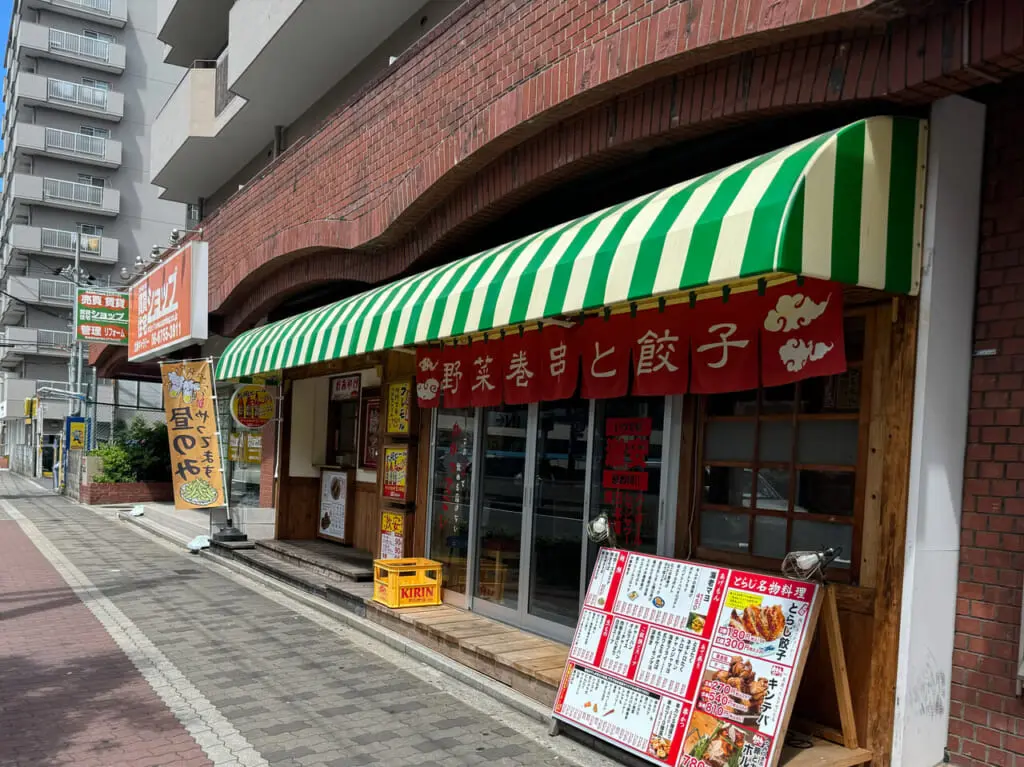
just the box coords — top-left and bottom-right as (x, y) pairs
(210, 546), (329, 597)
(253, 539), (374, 583)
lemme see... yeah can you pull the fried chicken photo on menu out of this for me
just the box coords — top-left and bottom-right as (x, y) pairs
(704, 657), (770, 716)
(728, 604), (786, 642)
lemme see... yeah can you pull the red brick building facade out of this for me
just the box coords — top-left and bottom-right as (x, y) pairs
(951, 77), (1024, 767)
(94, 2), (1024, 765)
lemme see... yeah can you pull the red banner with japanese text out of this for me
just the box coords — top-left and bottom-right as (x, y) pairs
(690, 293), (761, 394)
(759, 280), (846, 387)
(467, 342), (504, 408)
(440, 343), (473, 409)
(159, 359), (227, 510)
(580, 314), (632, 399)
(415, 347), (442, 408)
(502, 331), (544, 405)
(555, 550), (823, 767)
(631, 304), (690, 396)
(535, 324), (580, 402)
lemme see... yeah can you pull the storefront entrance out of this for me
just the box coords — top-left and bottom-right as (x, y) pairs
(428, 395), (678, 642)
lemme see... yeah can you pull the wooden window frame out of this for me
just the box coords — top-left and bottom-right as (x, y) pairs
(692, 307), (876, 584)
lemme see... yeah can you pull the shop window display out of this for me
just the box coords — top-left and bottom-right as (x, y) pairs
(697, 315), (867, 577)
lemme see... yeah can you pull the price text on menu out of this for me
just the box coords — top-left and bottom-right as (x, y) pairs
(553, 550), (821, 767)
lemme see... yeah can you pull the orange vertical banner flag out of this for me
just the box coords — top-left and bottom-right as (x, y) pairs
(159, 359), (227, 510)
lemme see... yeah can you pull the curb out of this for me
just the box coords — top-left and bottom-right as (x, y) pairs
(116, 511), (194, 549)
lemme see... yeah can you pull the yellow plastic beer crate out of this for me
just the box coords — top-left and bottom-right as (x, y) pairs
(372, 558), (443, 609)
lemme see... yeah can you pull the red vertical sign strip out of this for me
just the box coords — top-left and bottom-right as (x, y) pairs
(689, 293), (761, 394)
(759, 279), (847, 387)
(579, 313), (632, 399)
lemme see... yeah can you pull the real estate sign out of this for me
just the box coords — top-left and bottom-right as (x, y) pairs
(75, 288), (129, 345)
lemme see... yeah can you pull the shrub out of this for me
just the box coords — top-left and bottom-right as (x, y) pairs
(91, 417), (172, 484)
(90, 442), (136, 484)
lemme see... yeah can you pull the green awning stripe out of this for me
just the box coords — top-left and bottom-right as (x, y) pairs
(216, 116), (927, 381)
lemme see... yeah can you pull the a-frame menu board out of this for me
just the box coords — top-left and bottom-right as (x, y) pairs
(552, 549), (823, 767)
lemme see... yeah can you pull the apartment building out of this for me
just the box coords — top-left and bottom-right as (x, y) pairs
(150, 0), (459, 213)
(1, 0), (187, 470)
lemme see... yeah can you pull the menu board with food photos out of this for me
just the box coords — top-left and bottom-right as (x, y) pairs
(553, 550), (821, 767)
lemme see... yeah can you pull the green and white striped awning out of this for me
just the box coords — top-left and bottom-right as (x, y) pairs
(217, 116), (926, 381)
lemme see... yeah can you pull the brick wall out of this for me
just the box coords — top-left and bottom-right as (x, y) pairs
(951, 78), (1024, 767)
(200, 0), (1024, 336)
(80, 482), (174, 506)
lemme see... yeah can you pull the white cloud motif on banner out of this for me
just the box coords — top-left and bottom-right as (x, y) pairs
(779, 339), (834, 372)
(416, 378), (439, 401)
(764, 291), (830, 332)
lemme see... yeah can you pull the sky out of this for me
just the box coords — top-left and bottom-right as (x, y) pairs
(0, 0), (13, 154)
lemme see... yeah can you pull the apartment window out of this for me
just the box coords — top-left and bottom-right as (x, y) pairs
(81, 77), (110, 91)
(696, 313), (869, 580)
(78, 174), (105, 187)
(78, 223), (103, 236)
(79, 125), (109, 139)
(82, 30), (115, 43)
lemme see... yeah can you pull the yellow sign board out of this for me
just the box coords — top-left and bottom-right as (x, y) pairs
(243, 433), (262, 464)
(160, 359), (227, 510)
(385, 379), (412, 436)
(69, 422), (86, 451)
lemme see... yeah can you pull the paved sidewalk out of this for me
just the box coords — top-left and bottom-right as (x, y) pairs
(0, 515), (212, 767)
(0, 473), (612, 767)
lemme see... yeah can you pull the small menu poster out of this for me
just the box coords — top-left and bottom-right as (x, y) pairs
(553, 550), (821, 767)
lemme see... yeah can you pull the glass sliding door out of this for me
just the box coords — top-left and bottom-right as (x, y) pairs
(428, 408), (476, 606)
(427, 394), (675, 642)
(586, 396), (667, 582)
(527, 397), (590, 629)
(474, 404), (530, 614)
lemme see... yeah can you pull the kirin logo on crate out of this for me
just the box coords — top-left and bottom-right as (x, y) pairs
(373, 558), (443, 609)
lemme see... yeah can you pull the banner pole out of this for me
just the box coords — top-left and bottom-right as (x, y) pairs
(207, 358), (246, 543)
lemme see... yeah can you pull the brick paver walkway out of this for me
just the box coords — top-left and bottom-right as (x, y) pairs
(0, 516), (212, 767)
(0, 473), (611, 767)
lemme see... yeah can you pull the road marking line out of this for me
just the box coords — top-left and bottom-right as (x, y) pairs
(3, 500), (268, 767)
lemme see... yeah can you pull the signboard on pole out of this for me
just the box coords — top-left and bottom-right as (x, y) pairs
(159, 359), (226, 510)
(75, 289), (129, 345)
(553, 550), (821, 767)
(128, 242), (209, 361)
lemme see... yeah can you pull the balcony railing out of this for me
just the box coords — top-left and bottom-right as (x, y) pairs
(41, 227), (102, 254)
(38, 330), (73, 350)
(49, 28), (110, 62)
(47, 78), (107, 110)
(55, 0), (112, 14)
(37, 379), (71, 393)
(38, 279), (75, 303)
(42, 178), (103, 206)
(44, 127), (106, 157)
(215, 50), (231, 116)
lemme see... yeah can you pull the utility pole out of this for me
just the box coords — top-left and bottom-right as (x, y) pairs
(74, 227), (82, 416)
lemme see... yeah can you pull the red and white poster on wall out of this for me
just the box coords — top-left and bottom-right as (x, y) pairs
(554, 550), (821, 767)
